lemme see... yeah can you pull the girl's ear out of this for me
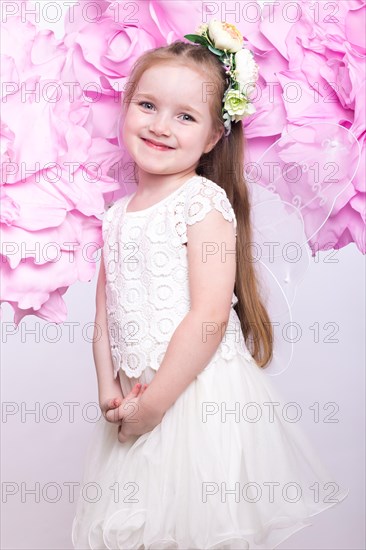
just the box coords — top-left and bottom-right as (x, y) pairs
(204, 128), (224, 154)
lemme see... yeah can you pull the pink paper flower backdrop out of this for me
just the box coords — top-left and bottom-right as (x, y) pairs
(1, 0), (365, 324)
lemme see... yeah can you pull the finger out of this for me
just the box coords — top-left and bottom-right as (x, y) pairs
(107, 397), (120, 410)
(134, 383), (146, 397)
(105, 399), (113, 412)
(126, 383), (141, 399)
(133, 383), (142, 395)
(105, 408), (120, 423)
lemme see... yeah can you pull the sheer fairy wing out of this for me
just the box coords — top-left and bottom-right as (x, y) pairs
(111, 119), (361, 377)
(246, 122), (361, 376)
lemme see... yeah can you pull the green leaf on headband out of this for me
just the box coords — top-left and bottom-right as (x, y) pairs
(207, 44), (225, 56)
(184, 34), (208, 46)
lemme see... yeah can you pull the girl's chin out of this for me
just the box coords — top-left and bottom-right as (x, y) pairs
(133, 164), (171, 175)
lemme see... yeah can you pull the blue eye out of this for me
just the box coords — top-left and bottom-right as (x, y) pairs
(138, 101), (154, 110)
(181, 113), (195, 122)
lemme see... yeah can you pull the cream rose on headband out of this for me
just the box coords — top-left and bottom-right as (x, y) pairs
(184, 19), (259, 136)
(207, 20), (243, 53)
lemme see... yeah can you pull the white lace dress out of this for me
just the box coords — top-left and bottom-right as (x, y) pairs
(71, 175), (348, 549)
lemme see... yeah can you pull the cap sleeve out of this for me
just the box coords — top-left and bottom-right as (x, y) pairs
(174, 179), (237, 245)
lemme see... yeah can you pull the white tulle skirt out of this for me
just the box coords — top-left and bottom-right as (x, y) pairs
(71, 354), (349, 549)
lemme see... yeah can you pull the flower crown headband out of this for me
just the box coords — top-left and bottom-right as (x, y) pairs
(184, 20), (259, 137)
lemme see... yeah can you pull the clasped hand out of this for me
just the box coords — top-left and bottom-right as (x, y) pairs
(101, 383), (162, 443)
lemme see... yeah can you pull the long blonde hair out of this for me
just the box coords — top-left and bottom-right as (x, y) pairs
(121, 41), (273, 368)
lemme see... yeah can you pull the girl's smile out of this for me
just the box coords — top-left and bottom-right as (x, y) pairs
(141, 137), (175, 151)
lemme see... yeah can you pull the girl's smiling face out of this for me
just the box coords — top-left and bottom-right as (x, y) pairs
(121, 62), (223, 182)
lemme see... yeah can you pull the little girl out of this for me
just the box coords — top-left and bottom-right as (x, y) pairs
(72, 28), (348, 550)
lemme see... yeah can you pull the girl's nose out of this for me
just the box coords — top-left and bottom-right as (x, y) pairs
(149, 114), (171, 136)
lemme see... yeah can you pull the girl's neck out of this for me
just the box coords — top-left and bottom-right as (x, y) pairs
(135, 169), (198, 196)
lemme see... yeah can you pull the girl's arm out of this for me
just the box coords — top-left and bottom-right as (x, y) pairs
(93, 254), (124, 407)
(124, 209), (237, 431)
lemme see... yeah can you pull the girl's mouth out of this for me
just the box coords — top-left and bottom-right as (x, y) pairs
(142, 138), (174, 151)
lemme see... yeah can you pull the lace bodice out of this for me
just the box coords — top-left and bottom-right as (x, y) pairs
(102, 174), (253, 379)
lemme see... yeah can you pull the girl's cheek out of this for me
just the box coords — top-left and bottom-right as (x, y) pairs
(132, 113), (147, 126)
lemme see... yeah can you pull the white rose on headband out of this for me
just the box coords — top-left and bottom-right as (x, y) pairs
(208, 20), (243, 53)
(234, 49), (259, 96)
